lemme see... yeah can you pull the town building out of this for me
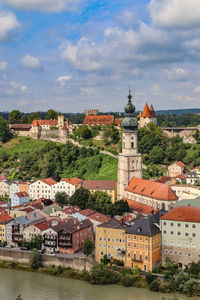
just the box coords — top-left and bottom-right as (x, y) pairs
(0, 213), (13, 245)
(137, 103), (157, 129)
(11, 192), (30, 208)
(125, 216), (161, 271)
(95, 218), (126, 263)
(117, 90), (142, 200)
(161, 206), (200, 268)
(52, 177), (82, 200)
(82, 180), (117, 203)
(186, 171), (200, 185)
(0, 181), (10, 197)
(84, 109), (99, 116)
(52, 218), (93, 254)
(9, 182), (19, 199)
(29, 178), (57, 200)
(18, 181), (30, 193)
(42, 224), (59, 253)
(11, 216), (31, 246)
(171, 184), (200, 200)
(168, 161), (186, 178)
(125, 177), (178, 211)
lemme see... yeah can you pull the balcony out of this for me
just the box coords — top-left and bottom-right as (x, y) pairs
(44, 242), (56, 247)
(44, 236), (57, 241)
(131, 258), (143, 263)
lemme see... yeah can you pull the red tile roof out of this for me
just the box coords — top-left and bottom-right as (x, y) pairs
(0, 201), (6, 206)
(20, 207), (34, 213)
(157, 176), (172, 184)
(149, 105), (157, 118)
(80, 209), (96, 216)
(125, 198), (154, 214)
(35, 220), (51, 231)
(10, 124), (32, 130)
(41, 178), (57, 186)
(15, 192), (29, 198)
(61, 177), (82, 186)
(0, 213), (13, 224)
(141, 103), (152, 118)
(174, 174), (186, 180)
(114, 119), (122, 126)
(62, 206), (80, 215)
(0, 176), (5, 181)
(82, 180), (116, 191)
(32, 119), (58, 127)
(88, 212), (111, 223)
(175, 161), (186, 167)
(125, 177), (178, 201)
(83, 115), (114, 125)
(161, 206), (200, 222)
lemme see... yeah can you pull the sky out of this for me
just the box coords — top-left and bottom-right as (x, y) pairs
(0, 0), (200, 113)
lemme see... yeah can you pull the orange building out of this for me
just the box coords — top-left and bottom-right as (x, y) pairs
(18, 182), (30, 193)
(125, 215), (161, 271)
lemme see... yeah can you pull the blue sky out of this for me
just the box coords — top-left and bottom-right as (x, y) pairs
(0, 0), (200, 112)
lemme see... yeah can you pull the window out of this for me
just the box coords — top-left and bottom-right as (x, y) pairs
(139, 236), (142, 241)
(139, 244), (142, 249)
(170, 222), (174, 226)
(192, 233), (196, 237)
(177, 232), (181, 236)
(185, 224), (188, 228)
(169, 250), (173, 255)
(187, 253), (191, 257)
(164, 249), (168, 254)
(192, 224), (196, 229)
(170, 231), (174, 235)
(163, 230), (167, 234)
(179, 252), (182, 256)
(163, 222), (166, 226)
(134, 236), (136, 240)
(134, 243), (136, 248)
(185, 233), (188, 237)
(145, 237), (148, 241)
(177, 223), (181, 227)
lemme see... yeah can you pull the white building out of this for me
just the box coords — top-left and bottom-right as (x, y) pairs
(0, 181), (10, 197)
(52, 177), (82, 200)
(11, 192), (30, 208)
(29, 178), (56, 200)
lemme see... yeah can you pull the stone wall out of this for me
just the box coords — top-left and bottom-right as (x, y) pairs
(0, 248), (94, 271)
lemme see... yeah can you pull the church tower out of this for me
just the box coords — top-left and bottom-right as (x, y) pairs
(117, 90), (142, 200)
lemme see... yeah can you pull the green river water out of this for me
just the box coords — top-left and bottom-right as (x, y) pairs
(0, 268), (199, 300)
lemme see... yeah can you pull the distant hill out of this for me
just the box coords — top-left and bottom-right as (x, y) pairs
(156, 108), (200, 115)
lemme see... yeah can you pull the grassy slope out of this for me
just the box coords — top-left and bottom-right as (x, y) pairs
(0, 137), (118, 181)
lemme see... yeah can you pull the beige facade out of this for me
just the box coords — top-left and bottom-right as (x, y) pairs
(161, 218), (200, 267)
(0, 182), (10, 197)
(168, 162), (186, 177)
(171, 185), (200, 200)
(52, 181), (76, 200)
(23, 225), (41, 241)
(84, 109), (99, 116)
(138, 115), (157, 129)
(29, 180), (53, 200)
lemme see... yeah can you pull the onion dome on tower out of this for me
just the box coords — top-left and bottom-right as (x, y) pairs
(121, 90), (138, 131)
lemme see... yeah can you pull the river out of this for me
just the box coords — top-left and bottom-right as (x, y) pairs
(0, 268), (198, 300)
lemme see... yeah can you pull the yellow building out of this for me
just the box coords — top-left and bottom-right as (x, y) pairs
(125, 216), (161, 272)
(0, 213), (13, 243)
(82, 180), (117, 203)
(95, 218), (126, 263)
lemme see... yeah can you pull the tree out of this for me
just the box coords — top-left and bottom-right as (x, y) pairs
(45, 109), (58, 120)
(90, 263), (120, 285)
(77, 126), (92, 140)
(0, 117), (12, 143)
(29, 249), (42, 269)
(69, 187), (90, 209)
(82, 237), (94, 256)
(113, 200), (130, 215)
(9, 110), (22, 124)
(55, 191), (69, 207)
(28, 112), (40, 123)
(149, 146), (164, 164)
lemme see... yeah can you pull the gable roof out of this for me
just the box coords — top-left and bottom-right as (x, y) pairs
(97, 218), (125, 230)
(174, 161), (186, 167)
(83, 115), (114, 125)
(125, 177), (178, 201)
(0, 213), (13, 224)
(32, 119), (58, 127)
(15, 192), (29, 198)
(82, 180), (116, 191)
(126, 216), (160, 236)
(41, 178), (57, 186)
(10, 124), (32, 131)
(161, 206), (200, 222)
(88, 212), (111, 223)
(141, 103), (152, 118)
(80, 208), (96, 216)
(60, 177), (83, 186)
(35, 221), (51, 231)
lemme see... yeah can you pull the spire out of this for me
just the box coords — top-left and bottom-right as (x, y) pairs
(141, 103), (151, 118)
(149, 105), (157, 118)
(121, 89), (138, 131)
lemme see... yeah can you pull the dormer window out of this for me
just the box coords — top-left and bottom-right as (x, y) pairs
(137, 227), (142, 233)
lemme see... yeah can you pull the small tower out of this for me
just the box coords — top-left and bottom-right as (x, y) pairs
(117, 90), (142, 200)
(138, 103), (157, 129)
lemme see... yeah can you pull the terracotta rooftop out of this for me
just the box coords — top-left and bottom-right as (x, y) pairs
(15, 192), (29, 198)
(62, 206), (80, 215)
(35, 220), (51, 231)
(114, 119), (122, 126)
(88, 212), (111, 223)
(61, 177), (83, 186)
(125, 177), (178, 201)
(174, 174), (186, 180)
(83, 115), (114, 125)
(161, 206), (200, 222)
(32, 119), (58, 127)
(20, 207), (34, 214)
(125, 198), (154, 214)
(41, 178), (57, 186)
(175, 161), (186, 167)
(80, 209), (96, 216)
(157, 176), (172, 184)
(10, 124), (32, 131)
(0, 213), (13, 224)
(0, 176), (6, 181)
(149, 105), (157, 118)
(82, 180), (116, 191)
(141, 103), (152, 118)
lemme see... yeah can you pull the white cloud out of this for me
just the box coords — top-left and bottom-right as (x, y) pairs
(193, 86), (200, 94)
(0, 61), (7, 71)
(21, 54), (41, 71)
(0, 11), (20, 41)
(150, 84), (160, 93)
(166, 67), (188, 81)
(149, 0), (200, 28)
(1, 0), (83, 12)
(56, 75), (71, 86)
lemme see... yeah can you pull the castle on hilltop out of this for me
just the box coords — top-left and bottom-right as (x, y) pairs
(137, 103), (157, 129)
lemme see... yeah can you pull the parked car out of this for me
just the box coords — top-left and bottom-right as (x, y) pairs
(46, 252), (55, 256)
(20, 247), (28, 251)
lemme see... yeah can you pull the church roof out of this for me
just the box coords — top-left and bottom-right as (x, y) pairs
(141, 103), (152, 118)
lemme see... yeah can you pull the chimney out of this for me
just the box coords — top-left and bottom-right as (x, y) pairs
(120, 218), (123, 226)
